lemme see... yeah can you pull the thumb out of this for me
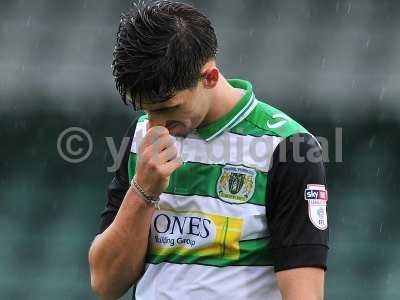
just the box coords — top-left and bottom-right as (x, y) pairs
(147, 118), (166, 131)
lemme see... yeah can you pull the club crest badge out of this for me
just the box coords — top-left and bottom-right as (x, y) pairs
(217, 165), (256, 204)
(304, 184), (328, 230)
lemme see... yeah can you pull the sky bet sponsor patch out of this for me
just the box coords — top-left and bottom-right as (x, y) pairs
(150, 210), (243, 260)
(304, 184), (328, 230)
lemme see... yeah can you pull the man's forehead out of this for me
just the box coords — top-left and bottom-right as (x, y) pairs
(127, 90), (185, 110)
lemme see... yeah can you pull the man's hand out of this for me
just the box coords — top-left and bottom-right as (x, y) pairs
(135, 119), (182, 197)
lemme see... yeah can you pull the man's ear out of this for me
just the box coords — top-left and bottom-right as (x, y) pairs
(201, 67), (219, 89)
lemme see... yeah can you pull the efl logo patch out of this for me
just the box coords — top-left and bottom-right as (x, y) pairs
(304, 184), (328, 230)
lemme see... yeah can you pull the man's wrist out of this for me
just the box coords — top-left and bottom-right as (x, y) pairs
(130, 175), (161, 209)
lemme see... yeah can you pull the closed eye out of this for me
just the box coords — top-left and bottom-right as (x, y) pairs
(150, 105), (179, 113)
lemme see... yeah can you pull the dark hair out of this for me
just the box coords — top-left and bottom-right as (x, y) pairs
(112, 0), (218, 108)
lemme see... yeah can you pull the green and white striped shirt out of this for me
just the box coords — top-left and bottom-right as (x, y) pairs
(121, 79), (326, 299)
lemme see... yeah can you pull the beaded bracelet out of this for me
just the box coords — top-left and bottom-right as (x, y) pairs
(130, 175), (160, 209)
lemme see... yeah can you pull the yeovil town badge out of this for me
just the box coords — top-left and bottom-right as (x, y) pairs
(217, 165), (256, 204)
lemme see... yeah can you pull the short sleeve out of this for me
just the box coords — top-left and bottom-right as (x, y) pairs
(266, 133), (329, 272)
(97, 115), (142, 235)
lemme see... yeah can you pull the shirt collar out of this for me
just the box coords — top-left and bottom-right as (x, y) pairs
(196, 79), (257, 142)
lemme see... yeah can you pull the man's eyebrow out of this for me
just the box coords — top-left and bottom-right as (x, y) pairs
(147, 104), (180, 112)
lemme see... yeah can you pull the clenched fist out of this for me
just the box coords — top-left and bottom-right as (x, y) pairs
(134, 119), (182, 198)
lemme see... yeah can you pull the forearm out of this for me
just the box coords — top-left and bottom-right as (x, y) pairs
(280, 286), (324, 300)
(277, 267), (325, 300)
(89, 188), (155, 299)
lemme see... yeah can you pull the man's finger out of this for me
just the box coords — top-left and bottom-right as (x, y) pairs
(157, 145), (178, 164)
(140, 134), (174, 157)
(147, 119), (166, 131)
(160, 157), (183, 176)
(142, 126), (170, 149)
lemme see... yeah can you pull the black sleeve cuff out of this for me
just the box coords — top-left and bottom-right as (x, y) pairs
(272, 244), (328, 272)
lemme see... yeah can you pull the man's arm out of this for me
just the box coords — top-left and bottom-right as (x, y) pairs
(89, 188), (155, 300)
(276, 267), (324, 300)
(88, 116), (149, 299)
(88, 117), (182, 300)
(267, 133), (329, 300)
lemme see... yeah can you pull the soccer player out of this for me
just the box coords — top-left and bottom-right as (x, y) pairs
(88, 1), (329, 299)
